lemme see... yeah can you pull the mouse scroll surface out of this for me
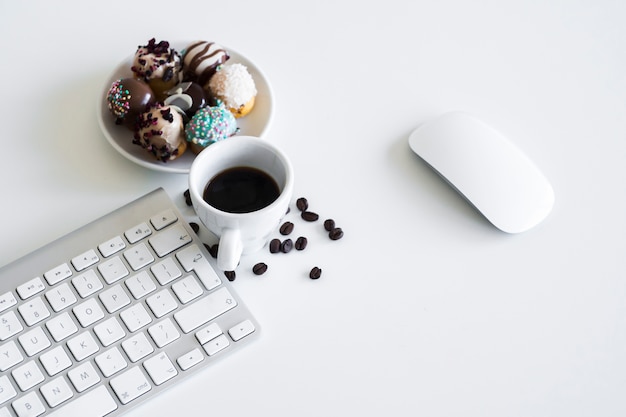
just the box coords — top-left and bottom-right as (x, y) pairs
(408, 112), (554, 233)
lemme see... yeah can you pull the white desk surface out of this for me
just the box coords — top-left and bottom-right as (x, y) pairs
(1, 1), (625, 416)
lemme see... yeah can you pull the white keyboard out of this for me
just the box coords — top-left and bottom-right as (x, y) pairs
(0, 188), (259, 417)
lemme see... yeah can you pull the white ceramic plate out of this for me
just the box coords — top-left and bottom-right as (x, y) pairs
(97, 42), (274, 174)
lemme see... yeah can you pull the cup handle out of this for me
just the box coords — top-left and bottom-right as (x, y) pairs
(217, 228), (243, 271)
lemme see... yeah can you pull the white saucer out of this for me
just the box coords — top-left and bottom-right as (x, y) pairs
(97, 41), (274, 174)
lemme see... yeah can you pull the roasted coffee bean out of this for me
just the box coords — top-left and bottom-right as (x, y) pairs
(184, 189), (192, 206)
(252, 262), (268, 275)
(281, 238), (293, 253)
(208, 244), (219, 258)
(279, 221), (294, 235)
(309, 267), (322, 279)
(190, 222), (200, 234)
(269, 238), (281, 253)
(224, 270), (236, 281)
(323, 219), (335, 231)
(296, 197), (308, 212)
(295, 236), (308, 250)
(301, 211), (319, 222)
(329, 227), (344, 240)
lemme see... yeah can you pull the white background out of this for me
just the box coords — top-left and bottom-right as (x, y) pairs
(1, 1), (625, 416)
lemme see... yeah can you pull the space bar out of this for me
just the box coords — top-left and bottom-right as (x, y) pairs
(48, 386), (118, 417)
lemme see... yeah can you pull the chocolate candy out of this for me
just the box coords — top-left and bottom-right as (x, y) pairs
(164, 82), (208, 119)
(252, 263), (268, 275)
(106, 78), (155, 129)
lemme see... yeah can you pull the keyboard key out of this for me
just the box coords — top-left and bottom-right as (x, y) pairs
(45, 283), (78, 312)
(176, 245), (222, 291)
(18, 297), (50, 326)
(147, 318), (180, 348)
(125, 222), (152, 244)
(71, 270), (103, 298)
(172, 275), (203, 304)
(0, 292), (17, 313)
(195, 323), (222, 345)
(146, 289), (178, 318)
(174, 287), (237, 333)
(98, 256), (129, 284)
(202, 334), (230, 356)
(98, 235), (126, 258)
(71, 249), (99, 272)
(40, 376), (73, 407)
(67, 331), (99, 361)
(124, 243), (155, 271)
(0, 375), (17, 404)
(121, 333), (153, 363)
(150, 209), (177, 230)
(46, 312), (78, 342)
(39, 345), (72, 376)
(125, 271), (156, 299)
(0, 311), (23, 341)
(148, 224), (192, 257)
(93, 317), (125, 347)
(46, 385), (117, 417)
(16, 277), (45, 300)
(11, 390), (45, 417)
(150, 258), (182, 285)
(67, 362), (100, 392)
(143, 352), (177, 385)
(18, 326), (50, 356)
(176, 348), (204, 371)
(72, 298), (105, 327)
(44, 263), (73, 285)
(120, 304), (152, 332)
(0, 341), (23, 371)
(98, 284), (130, 313)
(110, 366), (152, 404)
(228, 319), (256, 341)
(95, 347), (127, 377)
(12, 360), (45, 391)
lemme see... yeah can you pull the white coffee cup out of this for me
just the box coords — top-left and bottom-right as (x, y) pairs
(188, 136), (294, 271)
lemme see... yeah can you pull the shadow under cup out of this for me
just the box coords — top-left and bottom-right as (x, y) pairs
(189, 136), (294, 256)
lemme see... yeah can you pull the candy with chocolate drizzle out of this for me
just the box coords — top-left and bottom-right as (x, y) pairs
(183, 41), (229, 86)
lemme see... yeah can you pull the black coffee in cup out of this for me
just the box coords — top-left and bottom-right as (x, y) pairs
(203, 166), (280, 213)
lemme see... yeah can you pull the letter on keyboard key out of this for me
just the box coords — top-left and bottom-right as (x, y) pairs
(47, 385), (117, 417)
(11, 391), (45, 417)
(174, 287), (237, 333)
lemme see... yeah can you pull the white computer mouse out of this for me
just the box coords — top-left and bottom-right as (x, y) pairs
(408, 111), (554, 233)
